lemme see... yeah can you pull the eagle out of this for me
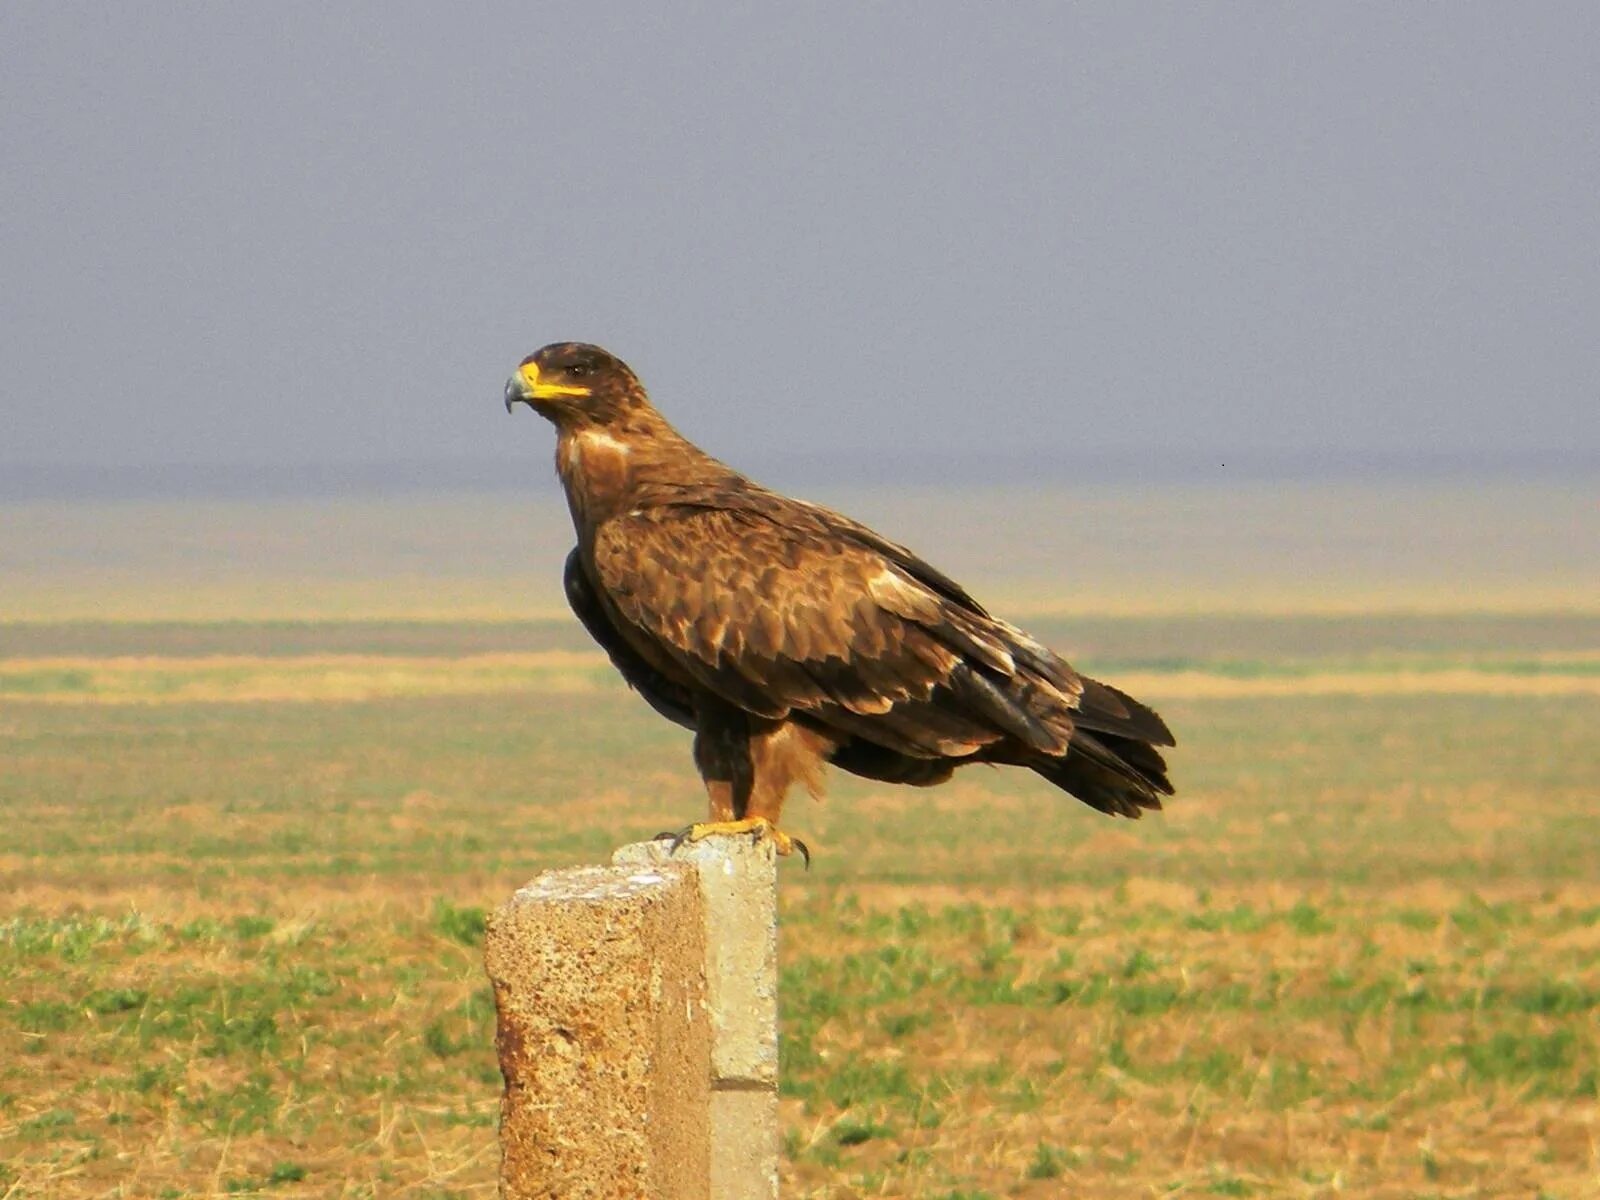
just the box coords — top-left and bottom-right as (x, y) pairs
(504, 343), (1174, 860)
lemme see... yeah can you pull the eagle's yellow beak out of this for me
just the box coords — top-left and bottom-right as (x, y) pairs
(504, 361), (593, 413)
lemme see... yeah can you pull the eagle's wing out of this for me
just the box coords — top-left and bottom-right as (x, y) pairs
(590, 503), (1128, 761)
(563, 547), (696, 732)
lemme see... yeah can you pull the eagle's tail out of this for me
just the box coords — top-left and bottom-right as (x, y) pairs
(1017, 675), (1175, 818)
(1025, 728), (1172, 818)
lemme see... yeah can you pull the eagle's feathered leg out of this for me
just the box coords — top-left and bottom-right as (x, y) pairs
(657, 707), (818, 862)
(690, 699), (756, 820)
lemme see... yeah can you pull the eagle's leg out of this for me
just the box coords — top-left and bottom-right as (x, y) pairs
(734, 721), (831, 861)
(657, 711), (811, 863)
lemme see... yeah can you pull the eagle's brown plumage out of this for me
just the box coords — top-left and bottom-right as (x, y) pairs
(505, 342), (1174, 852)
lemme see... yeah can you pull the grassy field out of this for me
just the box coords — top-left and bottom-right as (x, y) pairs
(2, 614), (1598, 1198)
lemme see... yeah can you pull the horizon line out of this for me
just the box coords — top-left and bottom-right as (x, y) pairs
(1, 446), (1594, 503)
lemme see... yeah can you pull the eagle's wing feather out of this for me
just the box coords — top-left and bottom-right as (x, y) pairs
(563, 546), (696, 731)
(749, 496), (1175, 749)
(591, 503), (1086, 759)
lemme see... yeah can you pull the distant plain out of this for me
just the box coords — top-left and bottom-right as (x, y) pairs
(4, 478), (1594, 620)
(2, 478), (1596, 1197)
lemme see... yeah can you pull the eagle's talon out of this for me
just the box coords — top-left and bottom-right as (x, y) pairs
(660, 816), (808, 863)
(653, 828), (690, 853)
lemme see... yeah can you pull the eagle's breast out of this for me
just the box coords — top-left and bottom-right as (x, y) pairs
(557, 428), (635, 528)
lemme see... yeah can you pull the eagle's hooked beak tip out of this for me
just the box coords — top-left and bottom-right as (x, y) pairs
(504, 376), (526, 414)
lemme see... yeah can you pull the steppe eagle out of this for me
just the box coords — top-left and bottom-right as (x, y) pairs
(504, 343), (1174, 860)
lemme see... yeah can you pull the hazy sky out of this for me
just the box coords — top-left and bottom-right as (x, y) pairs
(3, 4), (1597, 481)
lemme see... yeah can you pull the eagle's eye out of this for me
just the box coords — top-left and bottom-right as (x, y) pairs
(567, 363), (595, 379)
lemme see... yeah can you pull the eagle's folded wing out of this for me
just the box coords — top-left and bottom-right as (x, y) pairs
(591, 505), (1090, 759)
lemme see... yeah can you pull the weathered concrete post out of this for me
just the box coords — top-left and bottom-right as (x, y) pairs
(617, 837), (780, 1198)
(485, 837), (779, 1200)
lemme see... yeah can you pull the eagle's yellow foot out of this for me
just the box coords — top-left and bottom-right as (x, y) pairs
(655, 817), (811, 868)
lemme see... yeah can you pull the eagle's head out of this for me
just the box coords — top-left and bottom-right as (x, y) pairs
(504, 343), (644, 428)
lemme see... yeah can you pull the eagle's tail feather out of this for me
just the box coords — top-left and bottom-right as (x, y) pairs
(1021, 718), (1174, 819)
(1074, 677), (1175, 747)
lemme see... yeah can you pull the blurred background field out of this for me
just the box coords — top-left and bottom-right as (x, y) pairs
(2, 480), (1597, 1199)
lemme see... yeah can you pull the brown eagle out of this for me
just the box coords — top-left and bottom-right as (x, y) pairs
(505, 343), (1174, 860)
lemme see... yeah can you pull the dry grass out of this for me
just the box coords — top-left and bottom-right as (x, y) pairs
(4, 649), (1596, 706)
(0, 653), (610, 705)
(2, 613), (1598, 1197)
(777, 883), (1600, 1199)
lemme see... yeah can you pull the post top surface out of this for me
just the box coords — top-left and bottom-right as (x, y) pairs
(507, 862), (691, 907)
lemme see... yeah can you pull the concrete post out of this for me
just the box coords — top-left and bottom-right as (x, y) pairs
(485, 837), (780, 1200)
(616, 837), (780, 1199)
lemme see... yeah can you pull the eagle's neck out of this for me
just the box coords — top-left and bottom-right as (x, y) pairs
(555, 412), (733, 535)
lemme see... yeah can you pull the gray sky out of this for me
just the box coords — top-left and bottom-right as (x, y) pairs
(3, 3), (1597, 485)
